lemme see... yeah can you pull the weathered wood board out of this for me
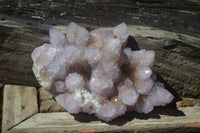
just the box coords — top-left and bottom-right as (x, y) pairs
(39, 87), (65, 112)
(1, 0), (200, 132)
(2, 85), (200, 133)
(8, 106), (200, 133)
(0, 18), (199, 99)
(2, 85), (38, 133)
(0, 83), (3, 131)
(0, 0), (200, 37)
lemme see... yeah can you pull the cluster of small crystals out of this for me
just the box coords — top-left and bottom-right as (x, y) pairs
(31, 22), (174, 122)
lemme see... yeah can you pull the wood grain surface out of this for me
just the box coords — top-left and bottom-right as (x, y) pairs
(0, 0), (200, 132)
(0, 18), (199, 98)
(0, 0), (200, 37)
(8, 106), (200, 133)
(2, 85), (200, 133)
(39, 87), (65, 112)
(2, 85), (38, 133)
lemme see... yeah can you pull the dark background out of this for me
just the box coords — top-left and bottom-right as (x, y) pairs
(0, 0), (200, 37)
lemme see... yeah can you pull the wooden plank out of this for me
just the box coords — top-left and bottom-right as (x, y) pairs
(2, 85), (38, 133)
(0, 19), (199, 98)
(0, 0), (200, 37)
(126, 25), (200, 48)
(176, 97), (200, 107)
(9, 106), (200, 133)
(0, 83), (3, 131)
(39, 87), (65, 112)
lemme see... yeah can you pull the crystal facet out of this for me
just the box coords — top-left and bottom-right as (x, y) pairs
(31, 22), (174, 122)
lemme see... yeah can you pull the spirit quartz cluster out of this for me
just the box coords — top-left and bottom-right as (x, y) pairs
(32, 22), (174, 122)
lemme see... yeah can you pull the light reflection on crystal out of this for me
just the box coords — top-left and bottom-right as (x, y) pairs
(31, 22), (174, 122)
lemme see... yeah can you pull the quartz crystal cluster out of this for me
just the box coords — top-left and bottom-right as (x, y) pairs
(32, 22), (174, 122)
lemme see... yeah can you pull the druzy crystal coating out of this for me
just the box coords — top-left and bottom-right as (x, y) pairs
(31, 22), (174, 122)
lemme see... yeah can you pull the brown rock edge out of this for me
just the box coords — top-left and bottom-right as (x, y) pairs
(2, 85), (200, 133)
(39, 87), (65, 112)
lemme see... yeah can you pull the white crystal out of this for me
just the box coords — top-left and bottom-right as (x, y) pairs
(148, 82), (174, 106)
(55, 81), (66, 93)
(65, 73), (85, 93)
(66, 22), (89, 45)
(55, 93), (82, 114)
(134, 79), (154, 94)
(135, 97), (154, 114)
(49, 28), (67, 46)
(131, 49), (155, 68)
(89, 68), (113, 97)
(95, 98), (126, 122)
(32, 22), (174, 122)
(118, 83), (139, 106)
(74, 89), (101, 114)
(85, 46), (102, 67)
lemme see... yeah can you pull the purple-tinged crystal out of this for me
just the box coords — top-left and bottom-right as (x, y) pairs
(31, 22), (174, 122)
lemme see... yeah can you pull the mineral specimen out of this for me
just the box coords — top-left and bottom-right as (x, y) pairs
(31, 22), (174, 122)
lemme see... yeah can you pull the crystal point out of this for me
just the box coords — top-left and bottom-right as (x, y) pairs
(32, 22), (174, 122)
